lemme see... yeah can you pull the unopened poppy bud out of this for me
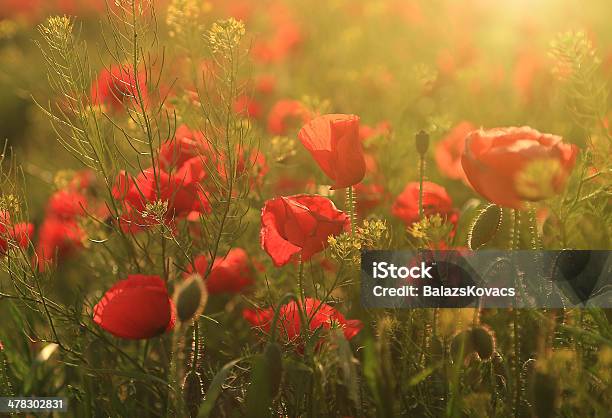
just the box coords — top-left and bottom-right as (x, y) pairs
(415, 130), (429, 155)
(470, 326), (495, 361)
(174, 274), (208, 323)
(183, 370), (203, 416)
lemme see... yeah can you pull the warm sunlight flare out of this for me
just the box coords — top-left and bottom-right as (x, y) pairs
(0, 0), (610, 416)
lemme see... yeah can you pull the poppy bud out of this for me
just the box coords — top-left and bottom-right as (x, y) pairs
(415, 130), (429, 155)
(471, 326), (495, 361)
(183, 370), (203, 417)
(451, 326), (496, 363)
(174, 274), (208, 323)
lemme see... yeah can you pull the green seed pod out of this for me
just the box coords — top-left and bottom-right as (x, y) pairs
(183, 370), (203, 417)
(415, 130), (429, 155)
(174, 274), (208, 323)
(264, 343), (283, 398)
(470, 326), (495, 361)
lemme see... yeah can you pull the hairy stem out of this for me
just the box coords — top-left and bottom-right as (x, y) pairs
(346, 186), (357, 235)
(418, 154), (425, 219)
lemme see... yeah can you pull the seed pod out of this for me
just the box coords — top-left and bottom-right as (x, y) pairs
(264, 343), (283, 398)
(174, 274), (208, 323)
(183, 370), (203, 417)
(471, 326), (495, 361)
(415, 130), (429, 155)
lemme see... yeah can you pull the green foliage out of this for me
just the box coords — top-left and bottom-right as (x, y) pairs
(0, 1), (610, 417)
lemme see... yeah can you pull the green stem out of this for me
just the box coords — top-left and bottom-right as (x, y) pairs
(142, 339), (150, 368)
(269, 293), (306, 343)
(346, 186), (356, 235)
(511, 209), (521, 250)
(511, 209), (522, 417)
(297, 256), (305, 307)
(418, 154), (425, 219)
(513, 308), (521, 418)
(191, 320), (200, 370)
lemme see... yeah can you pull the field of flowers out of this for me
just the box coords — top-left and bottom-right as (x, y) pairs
(0, 0), (611, 417)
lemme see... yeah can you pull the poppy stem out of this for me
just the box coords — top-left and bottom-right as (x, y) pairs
(298, 256), (305, 306)
(142, 339), (150, 368)
(511, 209), (521, 250)
(191, 320), (200, 370)
(510, 208), (522, 417)
(346, 186), (356, 235)
(418, 154), (425, 219)
(269, 293), (306, 343)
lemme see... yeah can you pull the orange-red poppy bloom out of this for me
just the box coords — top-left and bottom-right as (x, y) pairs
(0, 212), (33, 256)
(93, 275), (176, 340)
(260, 195), (349, 267)
(461, 127), (579, 208)
(243, 297), (362, 344)
(267, 99), (311, 135)
(435, 121), (475, 184)
(186, 248), (254, 294)
(298, 114), (366, 189)
(90, 65), (148, 112)
(392, 181), (455, 227)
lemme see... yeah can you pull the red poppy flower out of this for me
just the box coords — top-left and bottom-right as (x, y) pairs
(243, 297), (362, 344)
(46, 190), (88, 220)
(158, 125), (209, 174)
(112, 169), (209, 232)
(0, 0), (42, 21)
(261, 195), (350, 267)
(255, 74), (277, 95)
(234, 95), (262, 119)
(435, 121), (475, 183)
(90, 64), (148, 112)
(392, 182), (455, 227)
(513, 49), (547, 103)
(272, 176), (316, 196)
(186, 248), (254, 294)
(93, 275), (176, 340)
(354, 183), (387, 216)
(267, 100), (311, 135)
(237, 147), (269, 187)
(461, 127), (579, 209)
(67, 169), (97, 192)
(35, 217), (83, 268)
(251, 3), (302, 63)
(359, 121), (391, 141)
(298, 114), (366, 189)
(0, 212), (34, 256)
